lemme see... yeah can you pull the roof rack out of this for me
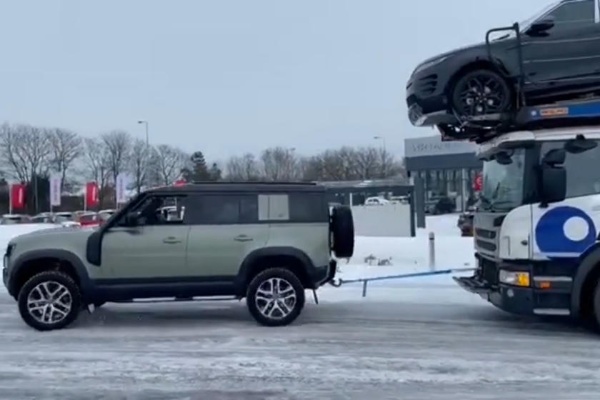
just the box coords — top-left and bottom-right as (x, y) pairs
(190, 181), (317, 185)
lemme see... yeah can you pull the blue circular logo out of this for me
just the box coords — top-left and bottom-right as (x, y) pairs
(535, 206), (596, 255)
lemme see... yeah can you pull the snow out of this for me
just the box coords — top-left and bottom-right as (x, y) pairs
(1, 215), (600, 399)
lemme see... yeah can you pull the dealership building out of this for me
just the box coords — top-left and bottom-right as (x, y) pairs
(404, 134), (482, 212)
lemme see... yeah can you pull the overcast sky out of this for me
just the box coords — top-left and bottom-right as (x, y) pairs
(0, 0), (553, 161)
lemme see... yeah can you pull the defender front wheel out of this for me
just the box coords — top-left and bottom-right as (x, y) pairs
(17, 271), (82, 331)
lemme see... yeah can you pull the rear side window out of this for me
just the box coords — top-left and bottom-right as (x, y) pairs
(289, 193), (327, 222)
(186, 194), (258, 224)
(545, 0), (595, 31)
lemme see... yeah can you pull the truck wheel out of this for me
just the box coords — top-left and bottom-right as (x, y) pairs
(17, 271), (82, 331)
(246, 268), (305, 327)
(330, 205), (354, 258)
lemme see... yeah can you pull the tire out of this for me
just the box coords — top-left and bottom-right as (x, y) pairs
(17, 271), (82, 331)
(246, 268), (306, 327)
(330, 205), (354, 258)
(450, 69), (511, 119)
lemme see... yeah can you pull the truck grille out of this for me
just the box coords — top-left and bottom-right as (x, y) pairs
(480, 257), (498, 285)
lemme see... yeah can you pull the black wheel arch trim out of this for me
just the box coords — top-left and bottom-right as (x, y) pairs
(235, 247), (317, 292)
(9, 249), (95, 300)
(571, 243), (600, 317)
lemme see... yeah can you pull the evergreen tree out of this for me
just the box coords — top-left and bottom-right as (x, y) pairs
(189, 151), (211, 182)
(209, 163), (222, 181)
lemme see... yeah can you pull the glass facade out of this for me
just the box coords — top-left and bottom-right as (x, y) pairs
(415, 167), (482, 211)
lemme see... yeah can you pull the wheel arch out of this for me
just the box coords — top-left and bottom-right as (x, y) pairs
(9, 249), (93, 300)
(571, 244), (600, 319)
(445, 58), (512, 96)
(235, 247), (316, 295)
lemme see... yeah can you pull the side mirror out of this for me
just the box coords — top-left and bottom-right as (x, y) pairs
(542, 148), (565, 166)
(540, 166), (566, 204)
(124, 212), (139, 227)
(526, 18), (554, 36)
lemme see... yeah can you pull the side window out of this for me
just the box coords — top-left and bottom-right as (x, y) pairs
(289, 193), (327, 223)
(541, 140), (600, 198)
(126, 195), (187, 226)
(545, 0), (595, 31)
(258, 194), (289, 221)
(186, 194), (258, 224)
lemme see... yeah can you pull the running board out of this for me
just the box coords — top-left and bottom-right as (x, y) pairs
(533, 308), (571, 316)
(111, 296), (238, 304)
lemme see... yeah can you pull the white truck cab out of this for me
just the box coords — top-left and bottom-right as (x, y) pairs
(455, 123), (600, 326)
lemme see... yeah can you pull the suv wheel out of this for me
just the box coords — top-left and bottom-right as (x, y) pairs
(17, 271), (82, 331)
(246, 268), (306, 327)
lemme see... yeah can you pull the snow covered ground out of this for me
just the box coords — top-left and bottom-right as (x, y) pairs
(1, 216), (600, 399)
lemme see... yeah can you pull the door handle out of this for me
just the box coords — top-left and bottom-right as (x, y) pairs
(234, 234), (253, 242)
(163, 236), (182, 244)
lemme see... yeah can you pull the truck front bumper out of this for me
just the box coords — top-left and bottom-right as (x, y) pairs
(454, 275), (535, 315)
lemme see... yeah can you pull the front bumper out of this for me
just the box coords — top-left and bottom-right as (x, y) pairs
(454, 275), (535, 315)
(406, 68), (455, 127)
(454, 260), (573, 317)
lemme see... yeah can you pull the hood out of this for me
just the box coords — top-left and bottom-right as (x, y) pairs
(413, 42), (485, 72)
(11, 225), (97, 241)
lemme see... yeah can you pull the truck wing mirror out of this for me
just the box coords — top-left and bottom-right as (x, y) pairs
(540, 166), (566, 205)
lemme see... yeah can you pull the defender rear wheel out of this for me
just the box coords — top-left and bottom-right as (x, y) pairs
(246, 268), (305, 327)
(17, 271), (82, 331)
(451, 69), (511, 119)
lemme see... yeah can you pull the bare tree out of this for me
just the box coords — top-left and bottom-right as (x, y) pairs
(153, 144), (188, 185)
(83, 137), (110, 191)
(129, 138), (151, 193)
(225, 153), (262, 181)
(0, 123), (52, 182)
(354, 147), (380, 179)
(48, 128), (82, 189)
(101, 130), (132, 186)
(260, 147), (300, 181)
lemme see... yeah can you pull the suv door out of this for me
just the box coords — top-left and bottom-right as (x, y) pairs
(184, 193), (269, 278)
(522, 0), (600, 88)
(101, 194), (190, 279)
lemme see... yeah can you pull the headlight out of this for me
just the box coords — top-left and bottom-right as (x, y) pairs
(412, 56), (449, 75)
(498, 270), (530, 287)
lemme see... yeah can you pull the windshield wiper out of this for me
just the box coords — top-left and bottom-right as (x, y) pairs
(493, 33), (510, 41)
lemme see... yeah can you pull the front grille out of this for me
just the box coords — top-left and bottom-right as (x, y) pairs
(480, 257), (498, 285)
(476, 240), (496, 252)
(416, 74), (438, 95)
(475, 228), (496, 239)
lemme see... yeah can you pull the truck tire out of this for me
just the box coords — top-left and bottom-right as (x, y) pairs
(17, 270), (82, 331)
(246, 268), (305, 327)
(330, 205), (354, 258)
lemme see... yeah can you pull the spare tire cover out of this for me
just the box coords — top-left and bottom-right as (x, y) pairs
(330, 205), (354, 258)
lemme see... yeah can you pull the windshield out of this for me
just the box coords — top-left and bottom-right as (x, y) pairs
(493, 1), (560, 41)
(480, 149), (526, 211)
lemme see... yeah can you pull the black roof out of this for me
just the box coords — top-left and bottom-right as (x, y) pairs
(147, 181), (326, 194)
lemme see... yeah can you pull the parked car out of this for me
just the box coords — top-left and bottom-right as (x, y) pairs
(77, 212), (100, 227)
(0, 214), (30, 224)
(457, 206), (476, 237)
(406, 0), (600, 132)
(364, 197), (389, 206)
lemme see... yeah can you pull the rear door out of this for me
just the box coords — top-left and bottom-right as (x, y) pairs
(185, 193), (269, 278)
(523, 0), (600, 87)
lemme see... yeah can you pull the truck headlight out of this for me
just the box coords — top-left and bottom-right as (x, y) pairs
(498, 270), (530, 287)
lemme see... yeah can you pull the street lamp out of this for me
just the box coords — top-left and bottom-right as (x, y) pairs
(138, 120), (149, 146)
(373, 135), (386, 153)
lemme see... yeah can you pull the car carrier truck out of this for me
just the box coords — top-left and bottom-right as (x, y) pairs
(446, 99), (600, 329)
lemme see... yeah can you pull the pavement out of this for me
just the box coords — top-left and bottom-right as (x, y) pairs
(1, 285), (600, 400)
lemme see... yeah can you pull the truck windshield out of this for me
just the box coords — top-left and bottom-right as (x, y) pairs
(480, 149), (526, 211)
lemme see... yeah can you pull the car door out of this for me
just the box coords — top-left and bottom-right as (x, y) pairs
(522, 0), (600, 87)
(101, 194), (190, 280)
(184, 193), (269, 278)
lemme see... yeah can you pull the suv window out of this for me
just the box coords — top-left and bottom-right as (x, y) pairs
(544, 0), (595, 31)
(186, 194), (258, 224)
(289, 193), (328, 222)
(540, 139), (600, 198)
(127, 195), (187, 226)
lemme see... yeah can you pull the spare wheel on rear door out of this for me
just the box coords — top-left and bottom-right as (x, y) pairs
(330, 205), (354, 258)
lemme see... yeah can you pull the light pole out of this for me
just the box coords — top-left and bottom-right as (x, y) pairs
(138, 120), (149, 146)
(373, 135), (386, 153)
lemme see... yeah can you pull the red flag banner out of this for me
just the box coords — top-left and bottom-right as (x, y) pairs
(10, 183), (26, 210)
(473, 173), (483, 192)
(85, 182), (99, 209)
